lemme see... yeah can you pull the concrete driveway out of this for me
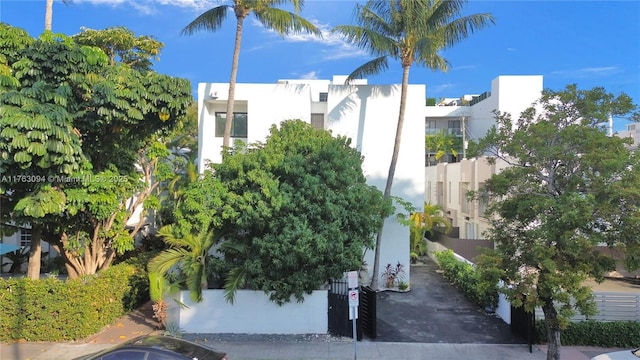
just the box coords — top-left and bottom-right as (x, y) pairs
(374, 257), (526, 344)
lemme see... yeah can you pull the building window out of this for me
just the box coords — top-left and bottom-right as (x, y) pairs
(436, 182), (444, 206)
(319, 92), (328, 102)
(20, 229), (31, 248)
(478, 182), (489, 218)
(311, 113), (325, 130)
(460, 182), (470, 214)
(448, 120), (461, 136)
(215, 112), (248, 138)
(465, 222), (476, 239)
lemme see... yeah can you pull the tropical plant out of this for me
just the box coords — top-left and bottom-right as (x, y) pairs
(181, 0), (321, 149)
(402, 202), (451, 257)
(425, 129), (463, 162)
(149, 226), (222, 303)
(1, 247), (48, 274)
(333, 0), (494, 289)
(381, 261), (405, 288)
(472, 85), (640, 360)
(173, 120), (391, 305)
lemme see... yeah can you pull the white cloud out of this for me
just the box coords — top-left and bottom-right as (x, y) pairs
(507, 47), (517, 51)
(299, 71), (320, 80)
(428, 83), (455, 94)
(75, 0), (215, 13)
(252, 18), (368, 60)
(551, 66), (619, 78)
(452, 64), (477, 71)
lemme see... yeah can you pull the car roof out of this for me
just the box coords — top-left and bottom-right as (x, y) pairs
(122, 335), (227, 360)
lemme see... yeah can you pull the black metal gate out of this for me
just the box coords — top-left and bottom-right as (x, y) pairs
(359, 286), (377, 339)
(511, 304), (535, 352)
(327, 279), (362, 340)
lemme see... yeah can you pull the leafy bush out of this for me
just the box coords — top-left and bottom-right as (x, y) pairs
(434, 250), (498, 309)
(0, 255), (150, 342)
(535, 320), (640, 347)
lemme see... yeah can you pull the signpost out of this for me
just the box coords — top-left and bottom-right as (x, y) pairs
(347, 271), (359, 360)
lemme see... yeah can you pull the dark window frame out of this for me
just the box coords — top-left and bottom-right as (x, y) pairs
(215, 112), (248, 138)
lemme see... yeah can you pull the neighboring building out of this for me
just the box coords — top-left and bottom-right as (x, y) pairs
(425, 75), (544, 240)
(197, 75), (426, 284)
(616, 122), (640, 149)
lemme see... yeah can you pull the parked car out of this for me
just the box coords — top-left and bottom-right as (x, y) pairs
(591, 348), (640, 360)
(74, 335), (229, 360)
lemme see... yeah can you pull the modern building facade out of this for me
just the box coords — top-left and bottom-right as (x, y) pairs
(197, 75), (426, 285)
(425, 75), (544, 240)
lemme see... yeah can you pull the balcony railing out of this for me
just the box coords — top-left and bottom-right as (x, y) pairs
(425, 128), (462, 136)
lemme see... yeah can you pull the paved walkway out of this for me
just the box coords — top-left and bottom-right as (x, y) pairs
(376, 261), (524, 344)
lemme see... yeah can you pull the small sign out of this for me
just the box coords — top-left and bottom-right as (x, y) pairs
(349, 305), (359, 320)
(348, 289), (359, 307)
(347, 271), (358, 289)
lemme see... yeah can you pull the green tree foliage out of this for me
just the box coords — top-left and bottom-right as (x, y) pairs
(72, 26), (163, 71)
(472, 85), (640, 360)
(181, 0), (321, 148)
(402, 202), (451, 256)
(173, 120), (391, 304)
(425, 130), (463, 162)
(0, 24), (193, 278)
(333, 0), (494, 289)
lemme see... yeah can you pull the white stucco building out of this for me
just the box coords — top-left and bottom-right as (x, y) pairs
(425, 75), (544, 240)
(197, 75), (426, 286)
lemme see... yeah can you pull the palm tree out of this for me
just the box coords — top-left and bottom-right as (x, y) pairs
(333, 0), (494, 289)
(148, 225), (222, 302)
(45, 0), (53, 31)
(181, 0), (321, 150)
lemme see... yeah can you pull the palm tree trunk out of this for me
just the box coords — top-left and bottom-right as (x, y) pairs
(224, 16), (245, 149)
(45, 0), (53, 31)
(371, 64), (411, 290)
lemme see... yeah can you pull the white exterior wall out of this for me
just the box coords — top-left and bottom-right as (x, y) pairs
(198, 76), (425, 287)
(175, 290), (328, 334)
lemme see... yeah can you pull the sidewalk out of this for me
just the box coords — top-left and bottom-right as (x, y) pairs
(0, 301), (628, 360)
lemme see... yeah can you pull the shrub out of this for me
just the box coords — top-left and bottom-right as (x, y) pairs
(535, 320), (640, 347)
(434, 250), (498, 309)
(0, 254), (150, 342)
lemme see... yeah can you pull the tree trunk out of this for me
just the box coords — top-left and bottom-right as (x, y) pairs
(542, 297), (562, 360)
(26, 224), (43, 279)
(370, 65), (411, 290)
(224, 16), (245, 149)
(44, 0), (53, 31)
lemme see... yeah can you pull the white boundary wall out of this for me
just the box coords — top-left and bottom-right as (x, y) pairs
(170, 290), (328, 334)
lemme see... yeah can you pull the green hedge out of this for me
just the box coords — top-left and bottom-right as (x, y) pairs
(434, 249), (498, 309)
(535, 320), (640, 347)
(0, 257), (150, 342)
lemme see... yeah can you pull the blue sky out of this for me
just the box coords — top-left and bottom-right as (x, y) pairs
(1, 0), (639, 131)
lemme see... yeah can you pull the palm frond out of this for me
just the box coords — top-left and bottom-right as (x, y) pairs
(181, 6), (230, 36)
(345, 56), (389, 84)
(254, 8), (322, 37)
(149, 248), (191, 275)
(440, 13), (495, 49)
(224, 266), (247, 304)
(185, 262), (205, 302)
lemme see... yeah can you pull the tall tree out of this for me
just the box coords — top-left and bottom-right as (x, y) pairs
(0, 25), (192, 278)
(72, 26), (163, 71)
(472, 85), (640, 360)
(0, 27), (100, 279)
(45, 0), (53, 31)
(181, 0), (321, 149)
(333, 0), (494, 289)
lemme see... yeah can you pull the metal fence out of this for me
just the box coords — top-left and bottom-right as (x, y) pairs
(534, 292), (640, 322)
